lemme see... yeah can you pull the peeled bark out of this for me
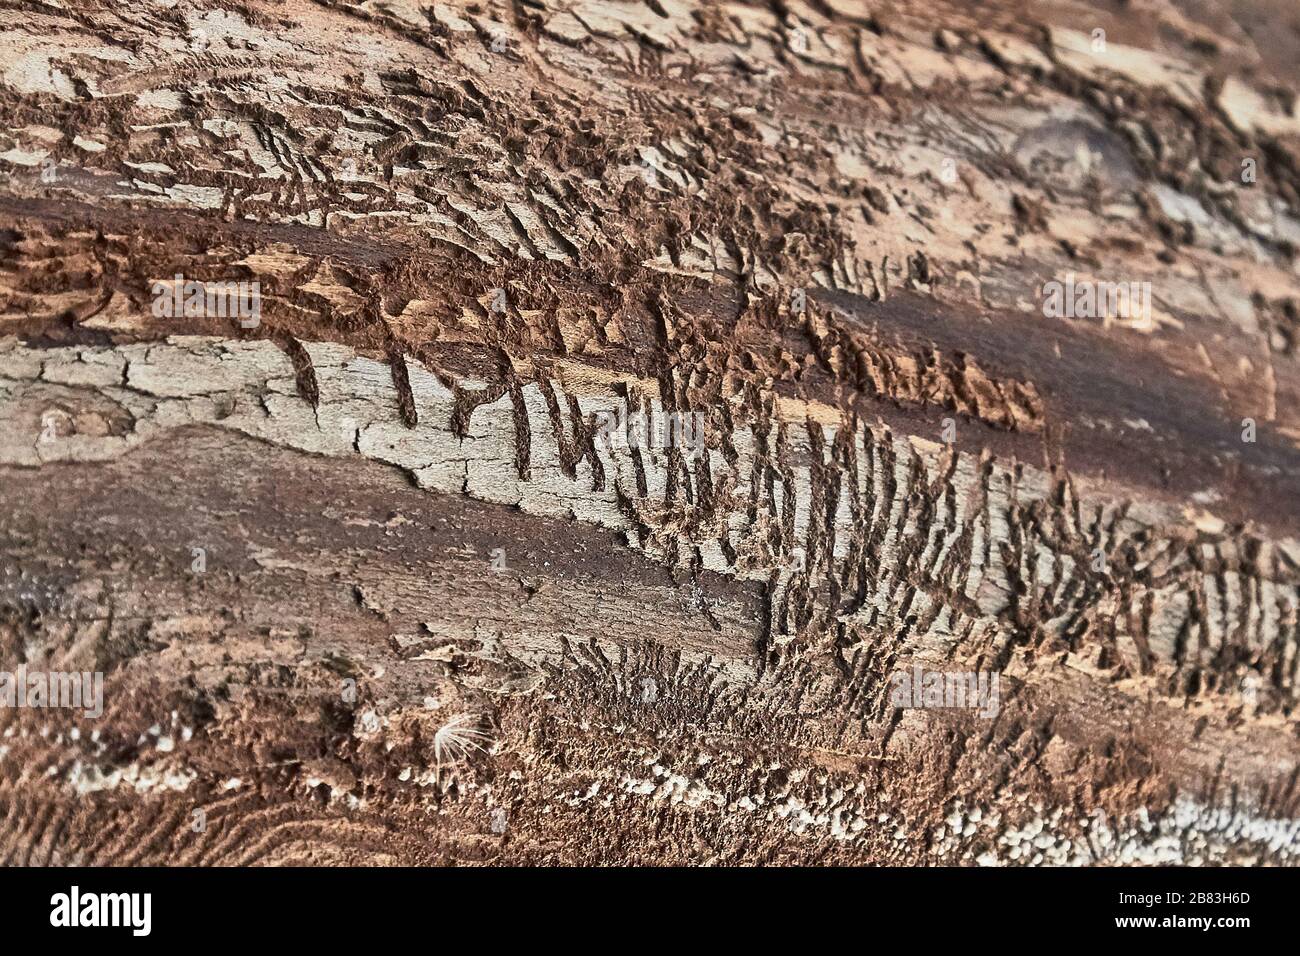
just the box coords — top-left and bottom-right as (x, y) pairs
(1, 0), (1299, 865)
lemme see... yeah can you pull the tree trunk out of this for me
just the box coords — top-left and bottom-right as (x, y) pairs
(1, 0), (1299, 865)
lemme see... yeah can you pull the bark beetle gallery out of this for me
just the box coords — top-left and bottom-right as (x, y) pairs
(0, 0), (1298, 868)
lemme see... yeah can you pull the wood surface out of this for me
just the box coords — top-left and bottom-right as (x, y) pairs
(1, 0), (1299, 864)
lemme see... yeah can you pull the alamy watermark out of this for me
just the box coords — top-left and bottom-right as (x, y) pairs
(50, 886), (150, 936)
(1040, 272), (1151, 325)
(890, 664), (999, 718)
(593, 408), (705, 460)
(0, 665), (103, 719)
(151, 274), (261, 328)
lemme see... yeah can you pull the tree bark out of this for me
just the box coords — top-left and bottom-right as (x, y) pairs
(1, 0), (1299, 865)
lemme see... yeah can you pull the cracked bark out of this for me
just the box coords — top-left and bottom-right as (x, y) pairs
(1, 0), (1299, 865)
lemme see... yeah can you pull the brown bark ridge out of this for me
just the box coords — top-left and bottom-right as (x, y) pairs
(1, 0), (1299, 865)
